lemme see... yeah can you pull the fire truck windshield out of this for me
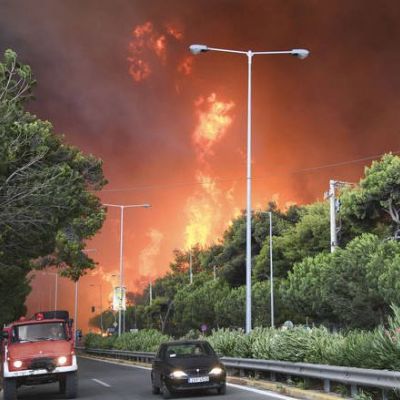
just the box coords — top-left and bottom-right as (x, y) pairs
(13, 322), (67, 342)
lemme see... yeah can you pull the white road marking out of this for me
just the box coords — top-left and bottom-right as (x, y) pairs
(228, 383), (297, 399)
(92, 378), (111, 387)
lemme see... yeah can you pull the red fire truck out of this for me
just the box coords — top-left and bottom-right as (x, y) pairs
(1, 310), (78, 399)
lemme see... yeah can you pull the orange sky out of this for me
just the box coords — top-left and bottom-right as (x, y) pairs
(2, 0), (400, 331)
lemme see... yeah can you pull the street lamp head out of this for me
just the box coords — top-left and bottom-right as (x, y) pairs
(291, 49), (310, 60)
(143, 203), (151, 208)
(189, 44), (209, 55)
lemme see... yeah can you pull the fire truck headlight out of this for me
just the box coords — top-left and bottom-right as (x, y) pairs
(13, 360), (23, 368)
(58, 356), (68, 365)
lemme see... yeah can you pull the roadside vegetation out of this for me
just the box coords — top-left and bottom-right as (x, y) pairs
(85, 305), (400, 370)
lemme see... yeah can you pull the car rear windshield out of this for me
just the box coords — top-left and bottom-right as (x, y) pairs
(165, 343), (215, 358)
(12, 322), (67, 342)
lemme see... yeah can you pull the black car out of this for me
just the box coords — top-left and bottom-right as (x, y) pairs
(151, 340), (226, 399)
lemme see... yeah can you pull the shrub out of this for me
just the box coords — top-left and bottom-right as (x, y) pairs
(84, 333), (116, 349)
(113, 329), (171, 352)
(207, 328), (252, 357)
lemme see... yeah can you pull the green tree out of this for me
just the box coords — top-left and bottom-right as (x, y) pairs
(0, 50), (106, 325)
(253, 204), (302, 281)
(173, 273), (230, 336)
(340, 154), (400, 239)
(285, 234), (400, 329)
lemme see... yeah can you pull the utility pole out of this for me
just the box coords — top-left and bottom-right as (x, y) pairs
(213, 265), (216, 281)
(327, 180), (355, 253)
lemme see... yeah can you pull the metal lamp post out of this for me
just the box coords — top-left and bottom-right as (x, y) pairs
(103, 203), (151, 336)
(42, 272), (58, 310)
(265, 211), (274, 328)
(74, 248), (97, 336)
(190, 44), (309, 333)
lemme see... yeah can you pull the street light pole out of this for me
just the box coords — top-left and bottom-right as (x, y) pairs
(268, 211), (274, 328)
(54, 272), (58, 310)
(149, 281), (153, 305)
(104, 203), (151, 336)
(190, 44), (309, 333)
(42, 272), (58, 310)
(74, 280), (78, 331)
(75, 248), (97, 335)
(189, 250), (193, 284)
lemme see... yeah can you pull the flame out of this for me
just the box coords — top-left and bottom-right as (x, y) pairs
(127, 21), (184, 83)
(185, 173), (222, 248)
(193, 93), (235, 159)
(178, 56), (194, 76)
(184, 92), (236, 248)
(138, 229), (164, 277)
(128, 59), (151, 82)
(133, 21), (153, 37)
(165, 23), (183, 40)
(127, 22), (154, 82)
(153, 35), (167, 61)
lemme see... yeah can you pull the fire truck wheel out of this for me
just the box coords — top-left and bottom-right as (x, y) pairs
(3, 377), (17, 400)
(64, 371), (78, 399)
(59, 376), (66, 393)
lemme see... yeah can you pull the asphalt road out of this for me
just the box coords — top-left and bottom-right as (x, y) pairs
(6, 356), (297, 400)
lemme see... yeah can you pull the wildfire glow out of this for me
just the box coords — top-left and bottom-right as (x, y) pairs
(178, 56), (194, 76)
(165, 23), (183, 40)
(128, 21), (185, 83)
(193, 93), (235, 159)
(185, 173), (222, 248)
(128, 59), (151, 82)
(139, 229), (164, 278)
(184, 92), (237, 248)
(153, 35), (167, 60)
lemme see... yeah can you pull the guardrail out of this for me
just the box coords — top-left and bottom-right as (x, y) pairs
(81, 347), (400, 399)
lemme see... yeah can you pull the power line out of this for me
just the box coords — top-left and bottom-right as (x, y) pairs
(100, 150), (400, 193)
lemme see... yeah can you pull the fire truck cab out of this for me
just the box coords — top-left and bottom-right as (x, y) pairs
(1, 311), (78, 399)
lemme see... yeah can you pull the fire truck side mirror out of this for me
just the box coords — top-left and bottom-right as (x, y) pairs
(1, 331), (9, 340)
(67, 319), (74, 328)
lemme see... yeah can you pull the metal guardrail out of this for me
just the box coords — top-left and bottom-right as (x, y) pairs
(81, 347), (400, 398)
(84, 348), (155, 364)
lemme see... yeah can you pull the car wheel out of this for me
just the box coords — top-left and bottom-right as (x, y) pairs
(64, 371), (78, 399)
(152, 383), (160, 394)
(217, 383), (226, 395)
(161, 379), (172, 399)
(3, 378), (17, 400)
(151, 373), (160, 394)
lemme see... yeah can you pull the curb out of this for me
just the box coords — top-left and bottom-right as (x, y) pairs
(227, 376), (346, 400)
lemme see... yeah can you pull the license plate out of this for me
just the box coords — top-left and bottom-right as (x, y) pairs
(188, 376), (209, 383)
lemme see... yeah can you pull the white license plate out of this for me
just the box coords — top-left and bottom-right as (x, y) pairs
(188, 376), (209, 383)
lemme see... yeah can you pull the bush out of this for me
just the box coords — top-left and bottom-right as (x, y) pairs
(207, 328), (253, 357)
(113, 329), (171, 352)
(84, 333), (116, 349)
